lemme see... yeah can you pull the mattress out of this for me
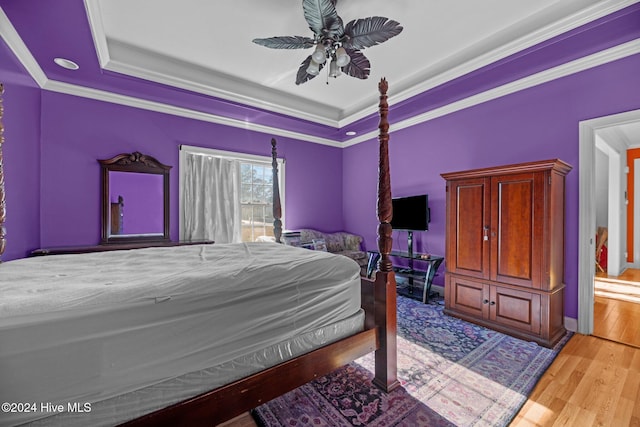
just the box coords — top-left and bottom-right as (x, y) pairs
(24, 310), (365, 427)
(0, 243), (362, 426)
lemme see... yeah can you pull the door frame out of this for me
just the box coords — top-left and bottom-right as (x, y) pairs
(594, 136), (624, 276)
(578, 108), (640, 334)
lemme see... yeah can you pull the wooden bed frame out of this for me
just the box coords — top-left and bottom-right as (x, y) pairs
(0, 79), (399, 426)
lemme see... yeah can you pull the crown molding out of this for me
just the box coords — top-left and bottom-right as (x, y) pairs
(102, 48), (342, 128)
(83, 0), (342, 127)
(42, 79), (344, 148)
(83, 0), (110, 68)
(0, 7), (47, 86)
(342, 38), (640, 147)
(0, 5), (341, 147)
(1, 4), (638, 150)
(337, 0), (638, 128)
(84, 0), (637, 129)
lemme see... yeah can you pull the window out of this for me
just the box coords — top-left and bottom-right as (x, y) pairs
(179, 145), (285, 243)
(241, 162), (276, 242)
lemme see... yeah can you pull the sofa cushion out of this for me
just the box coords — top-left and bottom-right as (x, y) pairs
(298, 229), (325, 245)
(334, 232), (363, 252)
(323, 233), (347, 253)
(312, 238), (328, 251)
(294, 229), (366, 268)
(336, 250), (367, 264)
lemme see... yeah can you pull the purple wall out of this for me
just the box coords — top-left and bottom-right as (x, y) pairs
(343, 53), (640, 321)
(36, 91), (344, 248)
(2, 6), (639, 321)
(0, 0), (346, 143)
(0, 37), (41, 261)
(0, 31), (343, 257)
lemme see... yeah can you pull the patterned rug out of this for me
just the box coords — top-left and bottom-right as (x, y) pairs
(252, 296), (571, 426)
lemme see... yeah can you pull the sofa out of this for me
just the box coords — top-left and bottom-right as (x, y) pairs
(288, 229), (368, 274)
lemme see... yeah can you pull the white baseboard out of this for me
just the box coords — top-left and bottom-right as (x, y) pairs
(564, 316), (578, 332)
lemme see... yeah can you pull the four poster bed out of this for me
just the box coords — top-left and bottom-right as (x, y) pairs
(0, 79), (399, 427)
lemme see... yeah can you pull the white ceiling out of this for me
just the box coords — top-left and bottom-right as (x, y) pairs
(620, 122), (640, 146)
(599, 121), (640, 148)
(86, 0), (609, 127)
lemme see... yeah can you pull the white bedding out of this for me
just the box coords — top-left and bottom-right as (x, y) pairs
(0, 243), (362, 426)
(25, 310), (364, 427)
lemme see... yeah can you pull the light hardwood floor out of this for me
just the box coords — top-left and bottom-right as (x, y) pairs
(594, 268), (640, 348)
(222, 272), (640, 427)
(511, 269), (640, 426)
(223, 340), (640, 427)
(594, 296), (640, 348)
(510, 334), (640, 426)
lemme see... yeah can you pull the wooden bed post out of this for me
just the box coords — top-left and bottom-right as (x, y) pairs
(271, 138), (283, 243)
(0, 83), (5, 260)
(115, 88), (400, 427)
(372, 78), (400, 392)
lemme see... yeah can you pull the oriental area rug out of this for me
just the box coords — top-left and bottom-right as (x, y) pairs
(252, 296), (571, 427)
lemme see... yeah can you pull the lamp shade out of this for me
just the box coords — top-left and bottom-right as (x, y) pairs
(329, 60), (341, 78)
(306, 59), (320, 75)
(335, 47), (350, 67)
(311, 45), (327, 64)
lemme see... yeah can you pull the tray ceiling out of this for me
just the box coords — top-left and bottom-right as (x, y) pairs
(87, 0), (604, 126)
(0, 0), (635, 143)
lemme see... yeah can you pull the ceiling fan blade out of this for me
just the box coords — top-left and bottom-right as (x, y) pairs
(342, 17), (403, 50)
(342, 49), (370, 80)
(303, 0), (343, 37)
(253, 36), (315, 49)
(296, 55), (325, 85)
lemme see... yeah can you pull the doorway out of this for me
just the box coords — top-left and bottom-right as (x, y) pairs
(579, 109), (640, 345)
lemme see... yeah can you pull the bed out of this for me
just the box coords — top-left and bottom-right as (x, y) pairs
(0, 79), (399, 426)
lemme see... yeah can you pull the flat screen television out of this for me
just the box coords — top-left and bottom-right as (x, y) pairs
(391, 194), (430, 231)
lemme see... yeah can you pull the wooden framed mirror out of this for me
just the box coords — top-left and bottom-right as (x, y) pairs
(99, 152), (171, 244)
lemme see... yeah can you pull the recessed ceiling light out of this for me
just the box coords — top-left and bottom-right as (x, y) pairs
(345, 131), (357, 136)
(54, 57), (79, 70)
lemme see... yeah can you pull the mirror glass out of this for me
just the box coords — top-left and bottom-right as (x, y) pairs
(99, 152), (171, 244)
(109, 171), (164, 236)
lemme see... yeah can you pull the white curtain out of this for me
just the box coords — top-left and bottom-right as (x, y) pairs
(181, 152), (242, 243)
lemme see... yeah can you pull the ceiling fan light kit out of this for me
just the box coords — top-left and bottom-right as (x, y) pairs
(252, 0), (403, 85)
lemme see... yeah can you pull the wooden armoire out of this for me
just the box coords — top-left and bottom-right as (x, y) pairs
(441, 159), (572, 347)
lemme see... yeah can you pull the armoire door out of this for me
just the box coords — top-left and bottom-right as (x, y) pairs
(489, 172), (544, 288)
(446, 274), (490, 319)
(446, 177), (490, 279)
(489, 285), (542, 335)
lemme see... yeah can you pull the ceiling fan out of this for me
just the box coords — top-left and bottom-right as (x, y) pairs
(252, 0), (403, 85)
